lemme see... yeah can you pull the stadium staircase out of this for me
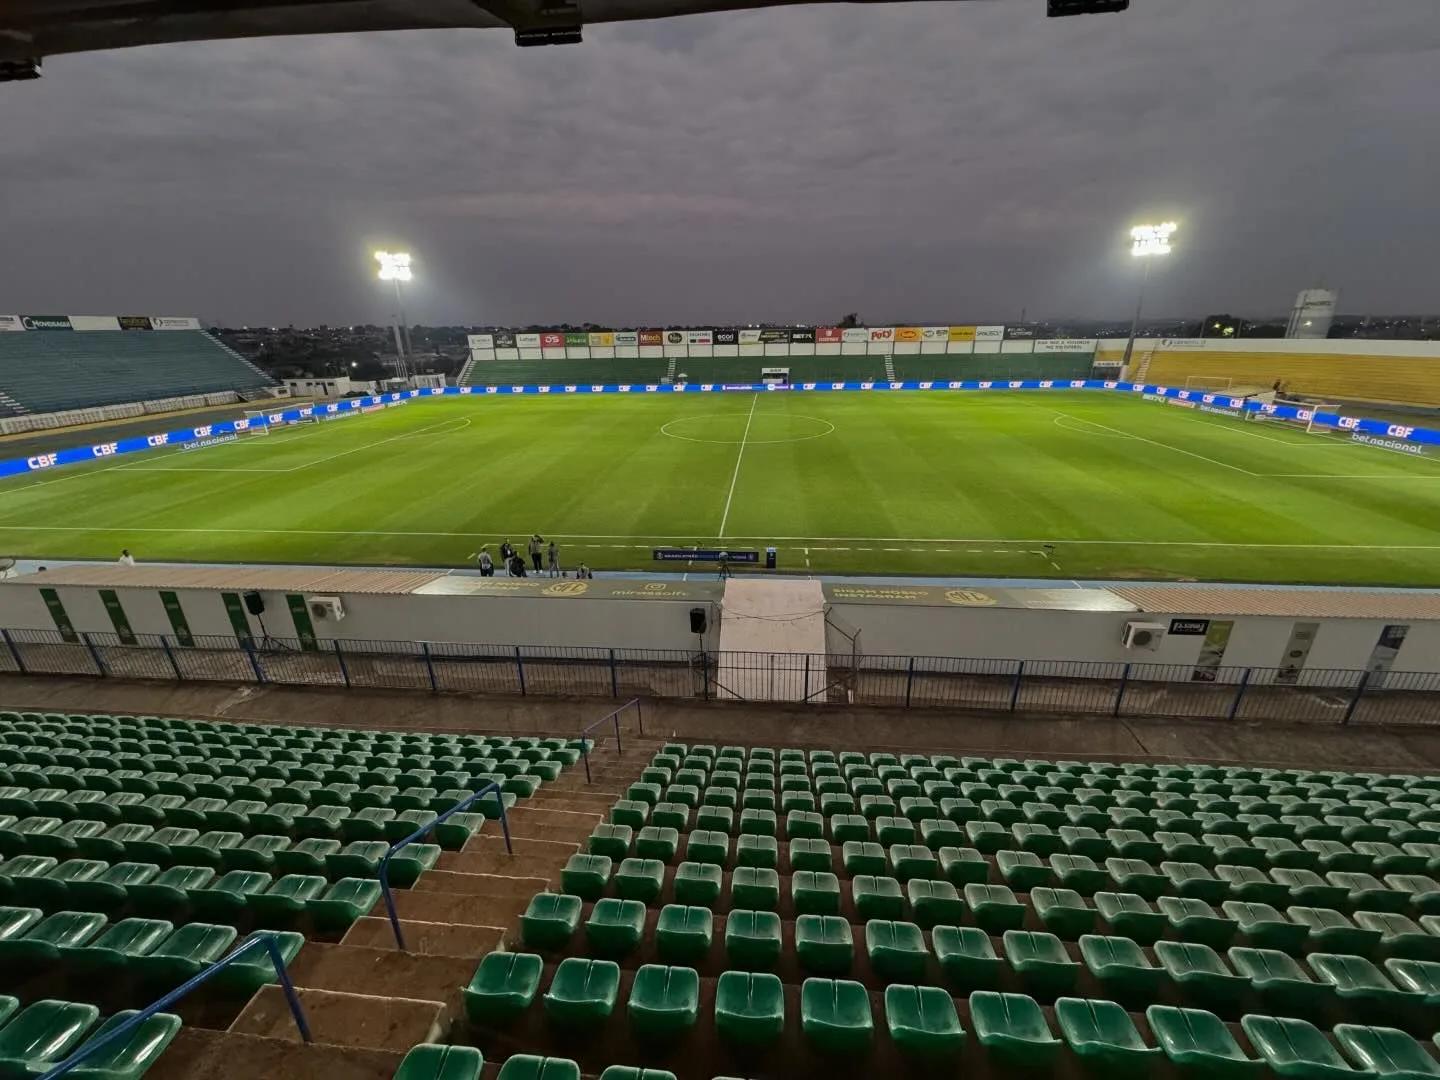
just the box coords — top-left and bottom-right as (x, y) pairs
(19, 705), (1439, 1080)
(1131, 349), (1154, 385)
(0, 332), (276, 414)
(456, 357), (477, 388)
(883, 356), (897, 382)
(665, 359), (677, 382)
(0, 389), (23, 416)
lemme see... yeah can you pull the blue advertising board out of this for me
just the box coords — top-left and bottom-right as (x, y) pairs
(653, 548), (761, 563)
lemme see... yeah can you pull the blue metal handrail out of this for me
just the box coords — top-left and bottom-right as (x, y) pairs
(579, 698), (641, 783)
(35, 932), (310, 1080)
(379, 780), (512, 951)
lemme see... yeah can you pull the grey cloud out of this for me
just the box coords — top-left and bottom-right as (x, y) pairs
(0, 0), (1436, 326)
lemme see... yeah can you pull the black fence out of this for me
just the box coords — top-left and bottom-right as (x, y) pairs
(2, 628), (1438, 726)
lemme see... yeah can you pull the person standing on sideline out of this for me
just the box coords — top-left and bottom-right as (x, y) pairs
(118, 549), (136, 566)
(529, 534), (544, 573)
(547, 540), (559, 577)
(478, 548), (494, 577)
(499, 539), (514, 565)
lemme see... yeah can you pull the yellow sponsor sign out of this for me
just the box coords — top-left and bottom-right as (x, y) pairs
(894, 327), (924, 342)
(948, 326), (977, 341)
(587, 332), (615, 348)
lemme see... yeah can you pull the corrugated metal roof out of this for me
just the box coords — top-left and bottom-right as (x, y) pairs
(1110, 585), (1440, 620)
(6, 565), (447, 595)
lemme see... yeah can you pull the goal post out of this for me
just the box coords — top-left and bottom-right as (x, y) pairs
(1250, 397), (1342, 435)
(1183, 375), (1233, 391)
(241, 410), (271, 436)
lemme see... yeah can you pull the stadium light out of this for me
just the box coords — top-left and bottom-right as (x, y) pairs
(1121, 222), (1177, 374)
(374, 250), (413, 376)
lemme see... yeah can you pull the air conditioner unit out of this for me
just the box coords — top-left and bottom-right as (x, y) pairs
(307, 596), (345, 621)
(1122, 621), (1167, 651)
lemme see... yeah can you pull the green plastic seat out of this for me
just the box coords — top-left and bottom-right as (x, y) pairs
(1383, 958), (1440, 1005)
(520, 893), (583, 950)
(789, 838), (833, 873)
(714, 970), (785, 1047)
(544, 957), (621, 1026)
(1229, 946), (1332, 1016)
(1274, 868), (1349, 908)
(841, 841), (886, 877)
(884, 984), (964, 1058)
(970, 991), (1061, 1067)
(919, 819), (963, 851)
(650, 803), (689, 834)
(0, 909), (107, 965)
(1309, 952), (1416, 1015)
(1155, 940), (1246, 1005)
(799, 977), (873, 1054)
(189, 869), (271, 920)
(392, 1044), (484, 1080)
(654, 905), (712, 965)
(684, 830), (728, 866)
(795, 915), (853, 976)
(671, 862), (722, 908)
(1222, 901), (1307, 952)
(613, 859), (664, 903)
(1159, 896), (1239, 948)
(1079, 934), (1164, 1002)
(127, 865), (214, 918)
(1216, 864), (1292, 907)
(1004, 930), (1080, 994)
(724, 910), (782, 970)
(1334, 1024), (1440, 1080)
(1355, 912), (1440, 961)
(932, 924), (1002, 990)
(1095, 890), (1166, 944)
(1051, 853), (1108, 894)
(251, 874), (327, 925)
(792, 871), (841, 916)
(560, 854), (612, 901)
(934, 846), (987, 888)
(852, 875), (904, 922)
(829, 813), (869, 844)
(15, 858), (108, 908)
(310, 878), (382, 933)
(1242, 1015), (1365, 1080)
(65, 917), (174, 973)
(1032, 887), (1096, 938)
(586, 824), (633, 861)
(609, 801), (649, 830)
(906, 879), (963, 929)
(865, 920), (928, 981)
(1147, 1004), (1263, 1079)
(965, 883), (1025, 933)
(1056, 996), (1162, 1072)
(730, 867), (780, 912)
(585, 898), (647, 958)
(734, 834), (777, 869)
(1163, 861), (1229, 903)
(1105, 858), (1167, 900)
(0, 906), (43, 941)
(1289, 907), (1382, 954)
(786, 810), (824, 840)
(274, 838), (342, 876)
(627, 963), (699, 1037)
(890, 844), (937, 883)
(0, 1000), (101, 1075)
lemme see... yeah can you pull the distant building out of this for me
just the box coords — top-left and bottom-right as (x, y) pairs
(1286, 289), (1338, 339)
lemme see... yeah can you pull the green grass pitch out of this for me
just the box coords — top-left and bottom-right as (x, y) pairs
(3, 390), (1439, 585)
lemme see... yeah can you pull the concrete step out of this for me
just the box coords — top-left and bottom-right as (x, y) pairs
(437, 846), (571, 882)
(530, 790), (621, 807)
(287, 942), (476, 1013)
(229, 986), (447, 1052)
(343, 916), (504, 957)
(147, 1028), (403, 1080)
(367, 884), (538, 929)
(412, 869), (549, 897)
(481, 807), (599, 844)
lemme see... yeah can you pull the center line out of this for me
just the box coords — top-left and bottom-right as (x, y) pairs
(718, 392), (758, 537)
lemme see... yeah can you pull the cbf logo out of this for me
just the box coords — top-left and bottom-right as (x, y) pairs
(1039, 380), (1054, 389)
(618, 385), (631, 393)
(485, 386), (497, 394)
(90, 442), (119, 457)
(1339, 416), (1361, 430)
(1388, 424), (1415, 438)
(919, 382), (933, 390)
(193, 425), (212, 438)
(235, 419), (249, 430)
(948, 381), (962, 390)
(460, 386), (472, 395)
(1008, 381), (1023, 389)
(1104, 381), (1118, 389)
(147, 433), (169, 447)
(326, 403), (339, 413)
(591, 385), (604, 393)
(831, 383), (845, 390)
(979, 381), (992, 389)
(27, 454), (58, 470)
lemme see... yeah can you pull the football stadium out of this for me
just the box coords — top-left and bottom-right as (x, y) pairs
(4, 3), (1440, 1080)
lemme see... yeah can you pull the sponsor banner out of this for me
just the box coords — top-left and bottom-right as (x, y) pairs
(721, 383), (755, 391)
(40, 588), (80, 643)
(664, 330), (686, 346)
(22, 315), (72, 331)
(948, 326), (977, 341)
(713, 329), (738, 345)
(922, 327), (949, 341)
(816, 327), (843, 343)
(974, 325), (1004, 341)
(1091, 357), (1125, 368)
(467, 333), (494, 350)
(118, 315), (154, 331)
(588, 332), (615, 347)
(653, 548), (760, 563)
(868, 327), (895, 342)
(1169, 619), (1210, 636)
(1199, 403), (1242, 418)
(1365, 624), (1410, 687)
(612, 331), (639, 346)
(758, 329), (790, 344)
(286, 593), (320, 652)
(686, 330), (713, 346)
(738, 329), (763, 345)
(1352, 432), (1428, 456)
(1274, 622), (1321, 685)
(894, 327), (924, 342)
(220, 593), (255, 647)
(69, 315), (121, 331)
(1159, 337), (1205, 349)
(842, 328), (869, 343)
(515, 333), (542, 348)
(99, 589), (138, 645)
(1191, 620), (1235, 682)
(790, 328), (816, 343)
(149, 316), (202, 330)
(563, 332), (589, 348)
(159, 590), (195, 647)
(0, 316), (23, 332)
(1034, 338), (1097, 353)
(638, 330), (663, 346)
(494, 330), (517, 348)
(1004, 325), (1035, 340)
(540, 332), (565, 348)
(1166, 399), (1197, 409)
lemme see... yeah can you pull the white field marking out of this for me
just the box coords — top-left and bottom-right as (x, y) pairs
(717, 393), (758, 537)
(1041, 406), (1258, 475)
(1051, 415), (1135, 440)
(7, 522), (1440, 553)
(1260, 473), (1440, 480)
(660, 414), (834, 445)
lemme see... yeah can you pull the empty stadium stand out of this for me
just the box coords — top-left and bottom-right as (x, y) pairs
(0, 332), (275, 415)
(1144, 348), (1440, 409)
(7, 707), (1439, 1080)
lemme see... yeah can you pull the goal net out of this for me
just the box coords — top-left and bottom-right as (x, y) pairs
(1184, 376), (1233, 391)
(1250, 397), (1342, 435)
(241, 410), (271, 436)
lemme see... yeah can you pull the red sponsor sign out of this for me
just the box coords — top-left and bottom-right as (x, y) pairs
(816, 327), (843, 343)
(540, 332), (564, 347)
(638, 330), (663, 346)
(870, 327), (894, 341)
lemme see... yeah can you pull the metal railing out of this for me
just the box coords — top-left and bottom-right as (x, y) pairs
(4, 627), (1440, 726)
(579, 698), (642, 783)
(34, 932), (310, 1080)
(378, 781), (512, 951)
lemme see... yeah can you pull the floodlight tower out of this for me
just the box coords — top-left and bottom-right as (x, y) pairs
(1121, 222), (1176, 375)
(374, 250), (413, 380)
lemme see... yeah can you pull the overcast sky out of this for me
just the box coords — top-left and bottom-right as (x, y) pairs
(1, 0), (1436, 327)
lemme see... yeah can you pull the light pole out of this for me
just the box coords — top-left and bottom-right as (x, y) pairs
(374, 250), (413, 380)
(1121, 222), (1176, 376)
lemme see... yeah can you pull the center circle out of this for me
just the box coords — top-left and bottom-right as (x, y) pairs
(660, 413), (836, 445)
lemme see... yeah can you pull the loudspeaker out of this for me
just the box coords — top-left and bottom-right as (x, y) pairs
(689, 607), (707, 635)
(243, 591), (266, 616)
